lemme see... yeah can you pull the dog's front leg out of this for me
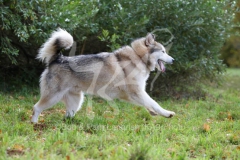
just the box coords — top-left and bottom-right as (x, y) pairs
(130, 91), (175, 118)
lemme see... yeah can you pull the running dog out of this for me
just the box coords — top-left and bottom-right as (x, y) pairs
(31, 28), (175, 123)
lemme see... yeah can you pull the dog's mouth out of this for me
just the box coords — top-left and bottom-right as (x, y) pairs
(158, 59), (165, 72)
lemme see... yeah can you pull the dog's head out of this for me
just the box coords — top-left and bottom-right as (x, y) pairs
(131, 33), (174, 72)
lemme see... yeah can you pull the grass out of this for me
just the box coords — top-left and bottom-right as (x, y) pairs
(0, 69), (240, 160)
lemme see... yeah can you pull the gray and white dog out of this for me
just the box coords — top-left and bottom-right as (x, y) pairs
(31, 28), (175, 123)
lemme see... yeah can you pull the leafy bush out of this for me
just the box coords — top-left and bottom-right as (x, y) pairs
(0, 0), (99, 65)
(95, 0), (234, 98)
(0, 0), (235, 98)
(221, 36), (240, 67)
(221, 1), (240, 67)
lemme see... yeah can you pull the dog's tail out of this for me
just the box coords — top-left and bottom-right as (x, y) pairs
(37, 28), (73, 64)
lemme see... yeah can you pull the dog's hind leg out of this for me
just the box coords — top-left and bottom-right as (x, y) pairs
(129, 90), (175, 118)
(62, 90), (84, 118)
(31, 92), (66, 123)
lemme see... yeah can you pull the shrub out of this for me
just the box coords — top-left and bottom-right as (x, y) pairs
(221, 0), (240, 67)
(95, 0), (234, 98)
(0, 0), (99, 65)
(0, 0), (235, 98)
(221, 36), (240, 67)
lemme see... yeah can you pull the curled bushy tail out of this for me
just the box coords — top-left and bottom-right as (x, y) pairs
(37, 28), (73, 64)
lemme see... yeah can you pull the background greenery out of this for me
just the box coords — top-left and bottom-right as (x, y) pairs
(0, 0), (237, 98)
(221, 0), (240, 67)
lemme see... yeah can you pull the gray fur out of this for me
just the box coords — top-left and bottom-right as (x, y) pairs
(31, 30), (175, 123)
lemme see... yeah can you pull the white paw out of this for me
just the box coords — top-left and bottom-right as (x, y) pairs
(167, 111), (175, 118)
(162, 110), (175, 118)
(65, 110), (76, 118)
(31, 116), (38, 123)
(31, 111), (39, 123)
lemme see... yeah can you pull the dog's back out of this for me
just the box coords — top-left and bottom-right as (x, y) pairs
(31, 29), (175, 123)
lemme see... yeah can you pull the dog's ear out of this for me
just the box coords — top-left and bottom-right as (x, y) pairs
(145, 33), (155, 46)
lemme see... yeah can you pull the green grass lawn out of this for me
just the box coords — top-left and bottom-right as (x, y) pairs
(0, 69), (239, 160)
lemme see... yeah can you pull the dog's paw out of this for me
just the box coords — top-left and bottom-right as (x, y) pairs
(162, 110), (175, 118)
(167, 111), (175, 118)
(31, 114), (39, 124)
(31, 118), (38, 124)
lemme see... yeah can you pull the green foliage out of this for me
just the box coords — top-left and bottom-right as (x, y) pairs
(0, 0), (99, 64)
(92, 0), (234, 97)
(221, 36), (240, 67)
(0, 0), (235, 98)
(221, 0), (240, 67)
(98, 29), (120, 51)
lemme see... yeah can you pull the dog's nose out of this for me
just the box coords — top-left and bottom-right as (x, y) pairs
(172, 58), (174, 64)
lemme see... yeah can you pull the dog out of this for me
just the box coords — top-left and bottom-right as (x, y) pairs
(31, 28), (175, 123)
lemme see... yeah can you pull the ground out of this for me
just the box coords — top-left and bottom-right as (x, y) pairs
(0, 69), (239, 159)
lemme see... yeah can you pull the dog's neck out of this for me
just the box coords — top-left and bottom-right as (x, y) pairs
(130, 39), (150, 69)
